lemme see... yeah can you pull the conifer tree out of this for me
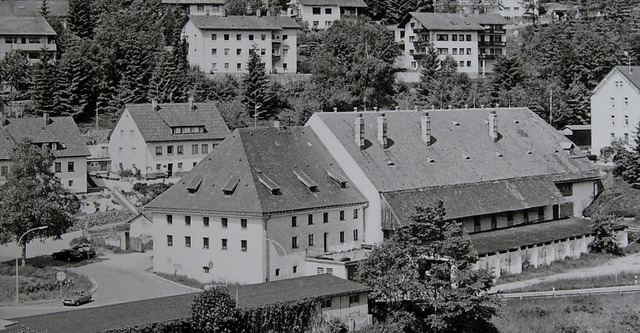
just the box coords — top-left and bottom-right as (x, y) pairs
(39, 0), (49, 18)
(31, 53), (57, 112)
(242, 49), (274, 119)
(148, 51), (187, 103)
(68, 0), (95, 39)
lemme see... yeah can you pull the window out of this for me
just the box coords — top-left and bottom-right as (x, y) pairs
(459, 34), (464, 41)
(459, 48), (464, 54)
(241, 240), (247, 251)
(611, 97), (615, 107)
(261, 34), (266, 40)
(466, 34), (472, 41)
(225, 63), (229, 69)
(55, 162), (61, 173)
(611, 133), (616, 140)
(293, 265), (298, 273)
(452, 34), (458, 41)
(625, 115), (629, 125)
(167, 235), (173, 246)
(130, 130), (134, 137)
(283, 63), (288, 70)
(192, 144), (198, 154)
(322, 298), (332, 308)
(523, 210), (529, 223)
(185, 236), (191, 247)
(353, 229), (359, 240)
(325, 8), (331, 14)
(452, 48), (458, 55)
(283, 49), (289, 56)
(611, 115), (615, 125)
(437, 34), (448, 41)
(626, 133), (630, 143)
(353, 209), (358, 219)
(68, 180), (73, 187)
(222, 238), (228, 250)
(323, 212), (329, 223)
(437, 48), (448, 55)
(222, 217), (228, 228)
(325, 21), (331, 27)
(185, 216), (191, 226)
(349, 295), (359, 305)
(340, 231), (345, 243)
(313, 21), (319, 27)
(249, 34), (254, 40)
(167, 145), (173, 155)
(327, 268), (333, 274)
(204, 217), (210, 227)
(538, 207), (545, 221)
(203, 266), (210, 273)
(292, 236), (298, 248)
(260, 49), (266, 56)
(308, 234), (314, 246)
(241, 218), (247, 228)
(275, 269), (280, 276)
(236, 34), (241, 41)
(67, 162), (74, 172)
(308, 214), (313, 225)
(224, 48), (229, 55)
(224, 34), (229, 40)
(557, 183), (573, 196)
(507, 212), (514, 226)
(211, 34), (217, 41)
(466, 48), (471, 55)
(177, 162), (183, 169)
(203, 237), (209, 249)
(211, 49), (217, 56)
(237, 63), (241, 70)
(196, 4), (204, 12)
(292, 216), (297, 227)
(339, 210), (345, 221)
(491, 215), (497, 229)
(176, 145), (183, 155)
(473, 216), (481, 232)
(459, 61), (464, 67)
(167, 215), (173, 224)
(202, 144), (209, 154)
(236, 48), (241, 56)
(411, 61), (417, 68)
(312, 7), (321, 14)
(1, 166), (8, 176)
(317, 267), (324, 274)
(283, 34), (288, 40)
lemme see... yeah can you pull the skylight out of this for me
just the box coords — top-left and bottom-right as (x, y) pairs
(186, 176), (204, 194)
(258, 174), (281, 195)
(222, 176), (240, 195)
(325, 168), (347, 188)
(294, 170), (318, 192)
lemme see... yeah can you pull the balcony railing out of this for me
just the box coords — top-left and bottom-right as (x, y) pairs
(483, 28), (506, 34)
(479, 54), (496, 60)
(412, 52), (427, 60)
(413, 39), (430, 47)
(479, 40), (506, 47)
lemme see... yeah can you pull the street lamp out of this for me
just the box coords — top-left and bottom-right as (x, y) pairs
(16, 226), (48, 303)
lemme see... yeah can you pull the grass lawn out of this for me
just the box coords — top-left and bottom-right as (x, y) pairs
(0, 255), (94, 303)
(492, 293), (640, 333)
(584, 172), (640, 218)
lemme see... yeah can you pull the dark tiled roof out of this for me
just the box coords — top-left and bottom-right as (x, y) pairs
(298, 0), (367, 7)
(162, 0), (225, 4)
(615, 66), (640, 91)
(262, 16), (301, 29)
(382, 177), (567, 226)
(465, 13), (510, 25)
(0, 116), (90, 160)
(0, 0), (68, 17)
(189, 15), (282, 30)
(402, 12), (484, 31)
(470, 218), (626, 255)
(145, 127), (367, 215)
(228, 274), (370, 308)
(0, 16), (56, 35)
(122, 102), (230, 143)
(311, 108), (599, 193)
(562, 124), (591, 131)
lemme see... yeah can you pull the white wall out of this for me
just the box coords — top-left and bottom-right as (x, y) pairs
(299, 4), (340, 29)
(272, 28), (298, 73)
(317, 292), (370, 331)
(0, 35), (57, 62)
(55, 156), (88, 193)
(188, 4), (224, 16)
(109, 108), (147, 175)
(499, 0), (526, 18)
(568, 180), (599, 217)
(144, 139), (221, 177)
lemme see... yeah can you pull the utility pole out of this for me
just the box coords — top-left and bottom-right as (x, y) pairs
(549, 88), (553, 128)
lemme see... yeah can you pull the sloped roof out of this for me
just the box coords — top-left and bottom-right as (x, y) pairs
(162, 0), (225, 4)
(400, 12), (485, 31)
(464, 13), (510, 25)
(189, 15), (282, 30)
(310, 108), (600, 193)
(382, 177), (567, 227)
(0, 0), (68, 17)
(228, 274), (370, 308)
(262, 16), (301, 29)
(297, 0), (367, 7)
(121, 102), (230, 142)
(0, 116), (90, 160)
(562, 124), (591, 131)
(0, 16), (56, 35)
(146, 127), (367, 215)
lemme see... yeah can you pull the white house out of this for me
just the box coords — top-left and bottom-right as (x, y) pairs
(161, 0), (226, 16)
(286, 0), (367, 30)
(145, 127), (368, 284)
(182, 15), (300, 74)
(590, 66), (640, 156)
(108, 100), (230, 178)
(0, 16), (57, 63)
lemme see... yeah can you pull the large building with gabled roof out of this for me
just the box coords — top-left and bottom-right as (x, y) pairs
(145, 126), (367, 284)
(108, 100), (230, 178)
(0, 16), (57, 62)
(286, 0), (367, 30)
(161, 0), (226, 16)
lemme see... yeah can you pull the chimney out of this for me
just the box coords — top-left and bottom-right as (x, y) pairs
(354, 107), (358, 112)
(188, 97), (195, 111)
(377, 113), (388, 149)
(395, 106), (399, 111)
(43, 111), (50, 125)
(273, 120), (280, 129)
(355, 114), (364, 150)
(373, 106), (378, 112)
(421, 112), (431, 146)
(151, 99), (158, 111)
(333, 107), (337, 112)
(489, 110), (498, 142)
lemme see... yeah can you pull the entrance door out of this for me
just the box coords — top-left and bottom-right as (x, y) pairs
(552, 205), (559, 220)
(323, 232), (328, 253)
(167, 163), (173, 177)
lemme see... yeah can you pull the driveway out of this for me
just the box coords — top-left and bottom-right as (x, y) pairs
(0, 251), (198, 319)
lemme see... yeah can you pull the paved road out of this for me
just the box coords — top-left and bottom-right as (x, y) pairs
(0, 252), (198, 319)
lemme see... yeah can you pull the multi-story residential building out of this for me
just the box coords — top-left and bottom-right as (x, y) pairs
(108, 100), (230, 179)
(0, 113), (90, 193)
(286, 0), (367, 30)
(458, 0), (525, 18)
(146, 127), (367, 284)
(161, 0), (226, 16)
(182, 15), (300, 74)
(0, 16), (57, 62)
(591, 66), (640, 156)
(0, 0), (69, 17)
(395, 12), (509, 75)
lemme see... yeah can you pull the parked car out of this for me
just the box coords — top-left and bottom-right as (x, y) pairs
(72, 243), (96, 259)
(63, 290), (92, 306)
(52, 249), (84, 262)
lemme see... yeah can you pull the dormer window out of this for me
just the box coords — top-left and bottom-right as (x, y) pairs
(172, 126), (205, 134)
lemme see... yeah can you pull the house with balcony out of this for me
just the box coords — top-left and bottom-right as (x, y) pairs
(591, 66), (640, 157)
(108, 100), (230, 179)
(395, 12), (508, 76)
(0, 16), (57, 62)
(0, 112), (90, 193)
(145, 126), (368, 285)
(161, 0), (226, 16)
(286, 0), (367, 30)
(182, 15), (300, 74)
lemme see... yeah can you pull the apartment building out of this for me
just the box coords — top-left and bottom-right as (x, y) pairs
(0, 113), (90, 193)
(0, 16), (57, 62)
(395, 12), (509, 75)
(108, 100), (230, 179)
(0, 0), (69, 17)
(161, 0), (225, 16)
(182, 15), (300, 74)
(591, 66), (640, 156)
(458, 0), (525, 18)
(286, 0), (367, 30)
(146, 127), (367, 284)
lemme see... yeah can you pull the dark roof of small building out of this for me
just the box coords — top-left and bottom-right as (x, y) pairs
(399, 12), (484, 30)
(0, 16), (56, 35)
(262, 16), (301, 29)
(0, 116), (90, 160)
(146, 127), (367, 215)
(120, 102), (230, 143)
(465, 13), (510, 25)
(562, 124), (591, 131)
(297, 0), (367, 7)
(382, 177), (566, 227)
(310, 108), (599, 194)
(162, 0), (225, 4)
(0, 0), (68, 17)
(189, 15), (283, 30)
(470, 217), (626, 255)
(228, 274), (370, 308)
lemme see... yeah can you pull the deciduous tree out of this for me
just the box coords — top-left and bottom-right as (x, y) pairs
(589, 214), (624, 255)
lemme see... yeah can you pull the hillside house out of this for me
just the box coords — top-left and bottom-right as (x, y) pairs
(0, 112), (90, 193)
(286, 0), (367, 30)
(0, 0), (69, 17)
(161, 0), (226, 16)
(108, 100), (230, 179)
(182, 15), (300, 74)
(0, 16), (57, 62)
(146, 127), (367, 284)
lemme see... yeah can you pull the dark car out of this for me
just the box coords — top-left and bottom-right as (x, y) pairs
(52, 249), (84, 262)
(73, 243), (96, 259)
(63, 290), (92, 306)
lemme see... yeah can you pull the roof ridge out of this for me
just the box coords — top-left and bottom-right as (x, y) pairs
(236, 130), (265, 214)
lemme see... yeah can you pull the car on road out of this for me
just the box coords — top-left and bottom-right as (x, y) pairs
(63, 290), (92, 306)
(52, 249), (84, 262)
(73, 243), (96, 259)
